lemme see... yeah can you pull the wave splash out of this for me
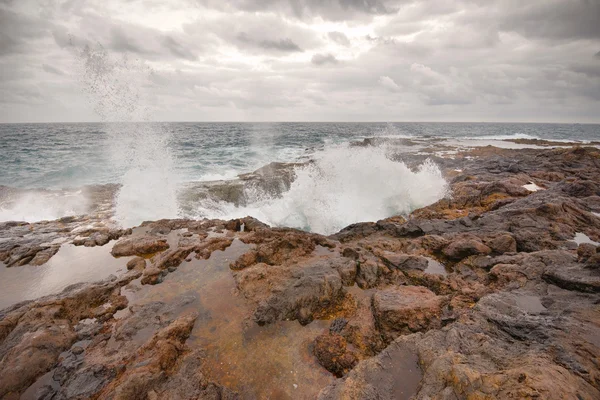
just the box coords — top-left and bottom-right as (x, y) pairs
(77, 44), (179, 227)
(0, 190), (89, 223)
(107, 124), (179, 227)
(193, 145), (448, 235)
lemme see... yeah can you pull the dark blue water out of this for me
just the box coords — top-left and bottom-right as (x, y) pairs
(1, 122), (598, 190)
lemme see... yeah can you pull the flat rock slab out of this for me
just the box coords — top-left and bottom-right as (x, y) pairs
(543, 265), (600, 293)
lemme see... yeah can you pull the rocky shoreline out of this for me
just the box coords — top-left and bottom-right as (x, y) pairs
(1, 144), (600, 399)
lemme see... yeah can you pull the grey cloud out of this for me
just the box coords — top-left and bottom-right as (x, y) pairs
(236, 32), (303, 52)
(181, 12), (321, 55)
(328, 31), (350, 46)
(569, 63), (600, 79)
(162, 36), (197, 61)
(1, 0), (600, 122)
(51, 16), (201, 62)
(312, 53), (338, 65)
(199, 0), (398, 21)
(42, 63), (64, 75)
(110, 27), (151, 54)
(0, 8), (49, 55)
(501, 0), (600, 41)
(258, 38), (302, 52)
(462, 0), (600, 42)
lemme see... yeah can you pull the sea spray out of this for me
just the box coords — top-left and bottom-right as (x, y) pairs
(107, 123), (179, 227)
(0, 189), (89, 223)
(192, 144), (448, 235)
(76, 44), (179, 227)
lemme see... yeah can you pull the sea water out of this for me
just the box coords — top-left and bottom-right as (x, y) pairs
(1, 122), (599, 234)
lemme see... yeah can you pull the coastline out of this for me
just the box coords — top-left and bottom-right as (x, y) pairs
(1, 143), (600, 398)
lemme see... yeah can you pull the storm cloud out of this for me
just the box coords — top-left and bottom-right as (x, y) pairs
(0, 0), (598, 122)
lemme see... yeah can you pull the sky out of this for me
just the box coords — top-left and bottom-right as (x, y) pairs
(0, 0), (599, 123)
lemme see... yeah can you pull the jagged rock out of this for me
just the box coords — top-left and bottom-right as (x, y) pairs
(2, 146), (600, 398)
(126, 257), (146, 270)
(486, 233), (517, 254)
(372, 286), (443, 342)
(577, 243), (597, 262)
(111, 236), (169, 257)
(253, 262), (345, 325)
(29, 245), (60, 265)
(0, 317), (76, 397)
(443, 237), (492, 260)
(378, 252), (428, 272)
(419, 234), (448, 252)
(356, 260), (381, 289)
(314, 333), (358, 377)
(194, 237), (233, 259)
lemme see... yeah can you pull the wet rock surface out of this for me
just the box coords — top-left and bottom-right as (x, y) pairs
(1, 146), (600, 399)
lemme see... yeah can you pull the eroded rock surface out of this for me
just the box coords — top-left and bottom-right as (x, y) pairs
(1, 146), (600, 399)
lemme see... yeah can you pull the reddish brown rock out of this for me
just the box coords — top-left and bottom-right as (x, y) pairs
(153, 246), (195, 271)
(443, 238), (492, 260)
(372, 286), (443, 341)
(239, 228), (333, 266)
(419, 235), (449, 252)
(230, 250), (258, 270)
(577, 243), (597, 262)
(378, 251), (428, 272)
(29, 245), (61, 266)
(586, 253), (600, 269)
(126, 256), (146, 270)
(111, 236), (169, 257)
(0, 314), (76, 397)
(194, 237), (234, 260)
(314, 333), (358, 378)
(486, 233), (517, 254)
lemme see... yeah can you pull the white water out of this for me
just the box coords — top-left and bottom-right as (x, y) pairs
(0, 190), (89, 223)
(194, 145), (448, 235)
(77, 44), (179, 227)
(462, 133), (540, 141)
(107, 124), (179, 227)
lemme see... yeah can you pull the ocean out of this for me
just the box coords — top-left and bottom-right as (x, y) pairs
(1, 122), (599, 234)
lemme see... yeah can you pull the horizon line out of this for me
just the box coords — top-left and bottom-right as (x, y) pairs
(1, 120), (599, 125)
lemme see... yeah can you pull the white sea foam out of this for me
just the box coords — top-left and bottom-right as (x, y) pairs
(0, 191), (89, 222)
(198, 170), (242, 182)
(190, 145), (448, 235)
(462, 133), (540, 141)
(457, 133), (589, 143)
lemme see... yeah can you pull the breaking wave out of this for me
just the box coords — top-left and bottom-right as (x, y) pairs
(190, 145), (448, 235)
(0, 190), (89, 223)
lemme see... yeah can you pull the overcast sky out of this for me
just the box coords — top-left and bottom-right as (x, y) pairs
(1, 0), (599, 123)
